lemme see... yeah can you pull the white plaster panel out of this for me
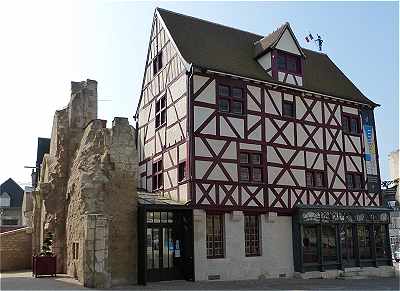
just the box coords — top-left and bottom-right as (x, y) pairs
(195, 160), (213, 179)
(220, 118), (236, 138)
(346, 155), (362, 172)
(247, 93), (261, 111)
(295, 76), (303, 86)
(278, 71), (285, 82)
(267, 166), (282, 184)
(195, 137), (212, 157)
(257, 52), (271, 71)
(342, 106), (358, 115)
(209, 165), (228, 181)
(207, 138), (225, 156)
(179, 183), (188, 203)
(193, 75), (209, 95)
(248, 115), (260, 129)
(283, 93), (293, 102)
(196, 80), (216, 104)
(167, 106), (178, 125)
(292, 169), (306, 186)
(285, 74), (296, 85)
(169, 74), (186, 101)
(240, 143), (261, 151)
(227, 117), (244, 138)
(194, 106), (214, 131)
(201, 117), (216, 135)
(175, 97), (186, 120)
(265, 118), (278, 142)
(222, 142), (237, 159)
(223, 162), (238, 181)
(248, 126), (262, 141)
(296, 98), (307, 120)
(144, 139), (154, 158)
(248, 85), (262, 103)
(178, 142), (187, 161)
(266, 90), (282, 115)
(275, 28), (301, 55)
(266, 146), (281, 164)
(166, 124), (183, 148)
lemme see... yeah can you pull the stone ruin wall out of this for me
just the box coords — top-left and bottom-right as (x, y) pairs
(32, 79), (137, 288)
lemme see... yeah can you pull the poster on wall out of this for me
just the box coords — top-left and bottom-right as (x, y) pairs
(363, 124), (378, 175)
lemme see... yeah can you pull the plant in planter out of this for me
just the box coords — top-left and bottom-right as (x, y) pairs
(32, 232), (57, 277)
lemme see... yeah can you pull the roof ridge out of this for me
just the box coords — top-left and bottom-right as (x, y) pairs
(156, 7), (263, 39)
(254, 22), (288, 46)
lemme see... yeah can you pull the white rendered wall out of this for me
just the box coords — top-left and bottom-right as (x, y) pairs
(193, 209), (294, 281)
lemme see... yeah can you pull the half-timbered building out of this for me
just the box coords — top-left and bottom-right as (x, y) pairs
(135, 8), (393, 283)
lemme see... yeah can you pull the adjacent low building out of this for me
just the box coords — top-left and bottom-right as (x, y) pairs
(0, 178), (24, 231)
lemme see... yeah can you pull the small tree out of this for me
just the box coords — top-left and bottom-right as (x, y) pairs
(40, 232), (54, 256)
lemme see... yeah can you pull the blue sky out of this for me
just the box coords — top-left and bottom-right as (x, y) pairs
(0, 1), (398, 186)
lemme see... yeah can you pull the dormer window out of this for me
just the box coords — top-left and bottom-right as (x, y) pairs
(276, 51), (301, 75)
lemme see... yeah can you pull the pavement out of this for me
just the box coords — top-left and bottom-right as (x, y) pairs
(1, 263), (399, 290)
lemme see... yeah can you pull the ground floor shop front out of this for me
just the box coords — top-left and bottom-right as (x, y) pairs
(137, 200), (393, 284)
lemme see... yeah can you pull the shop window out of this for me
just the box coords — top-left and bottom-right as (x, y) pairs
(346, 172), (363, 190)
(322, 225), (337, 262)
(302, 225), (318, 263)
(217, 84), (244, 115)
(152, 160), (163, 191)
(153, 51), (163, 75)
(206, 213), (224, 258)
(239, 152), (263, 183)
(358, 225), (372, 259)
(178, 161), (186, 182)
(244, 214), (260, 256)
(282, 100), (295, 118)
(342, 114), (360, 135)
(1, 219), (18, 225)
(155, 95), (167, 128)
(374, 224), (388, 258)
(306, 170), (326, 188)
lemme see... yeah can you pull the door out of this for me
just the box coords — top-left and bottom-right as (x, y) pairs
(340, 224), (356, 267)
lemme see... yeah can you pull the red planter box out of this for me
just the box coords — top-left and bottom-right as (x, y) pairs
(32, 256), (56, 277)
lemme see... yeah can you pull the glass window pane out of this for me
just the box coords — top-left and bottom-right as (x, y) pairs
(277, 55), (286, 70)
(253, 168), (262, 182)
(251, 154), (261, 165)
(354, 174), (362, 189)
(315, 172), (323, 187)
(306, 172), (313, 187)
(342, 116), (349, 132)
(240, 153), (249, 164)
(232, 101), (243, 114)
(350, 118), (358, 134)
(167, 212), (173, 223)
(240, 167), (250, 181)
(146, 228), (153, 270)
(219, 99), (229, 112)
(147, 211), (154, 223)
(161, 212), (168, 223)
(154, 212), (161, 223)
(218, 85), (230, 97)
(346, 174), (354, 189)
(283, 101), (294, 117)
(302, 226), (318, 263)
(322, 225), (337, 262)
(287, 57), (298, 73)
(358, 225), (372, 259)
(153, 228), (159, 269)
(232, 87), (243, 98)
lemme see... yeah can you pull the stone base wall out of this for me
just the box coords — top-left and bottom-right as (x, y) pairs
(193, 210), (294, 281)
(0, 227), (32, 271)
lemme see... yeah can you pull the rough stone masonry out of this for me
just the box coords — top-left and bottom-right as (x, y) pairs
(32, 79), (138, 288)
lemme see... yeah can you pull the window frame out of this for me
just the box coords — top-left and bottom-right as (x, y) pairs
(274, 50), (303, 76)
(345, 172), (364, 190)
(206, 213), (225, 259)
(216, 79), (246, 117)
(155, 94), (167, 129)
(178, 161), (187, 183)
(152, 159), (163, 192)
(153, 51), (163, 76)
(244, 214), (261, 257)
(342, 113), (361, 136)
(305, 170), (326, 189)
(238, 151), (263, 183)
(282, 100), (296, 118)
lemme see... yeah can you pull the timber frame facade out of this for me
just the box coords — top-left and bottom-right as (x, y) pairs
(136, 8), (392, 282)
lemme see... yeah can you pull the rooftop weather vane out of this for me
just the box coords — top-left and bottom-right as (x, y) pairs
(305, 32), (324, 52)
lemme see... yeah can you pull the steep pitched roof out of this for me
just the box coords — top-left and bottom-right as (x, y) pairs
(254, 22), (305, 58)
(157, 8), (376, 106)
(0, 178), (24, 207)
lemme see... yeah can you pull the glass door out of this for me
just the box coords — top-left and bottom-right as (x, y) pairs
(340, 224), (356, 267)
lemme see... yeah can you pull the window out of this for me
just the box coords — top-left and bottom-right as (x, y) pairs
(282, 100), (295, 118)
(1, 219), (18, 225)
(275, 52), (301, 74)
(239, 152), (263, 183)
(244, 214), (260, 256)
(217, 84), (244, 115)
(322, 225), (337, 262)
(152, 160), (163, 191)
(72, 242), (79, 260)
(358, 225), (372, 259)
(178, 161), (186, 182)
(302, 225), (318, 263)
(374, 225), (388, 258)
(305, 170), (326, 188)
(342, 114), (360, 134)
(346, 172), (363, 190)
(155, 95), (167, 128)
(206, 214), (224, 258)
(153, 51), (163, 75)
(0, 193), (10, 207)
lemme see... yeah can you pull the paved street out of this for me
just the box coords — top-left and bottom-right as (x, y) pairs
(1, 263), (399, 290)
